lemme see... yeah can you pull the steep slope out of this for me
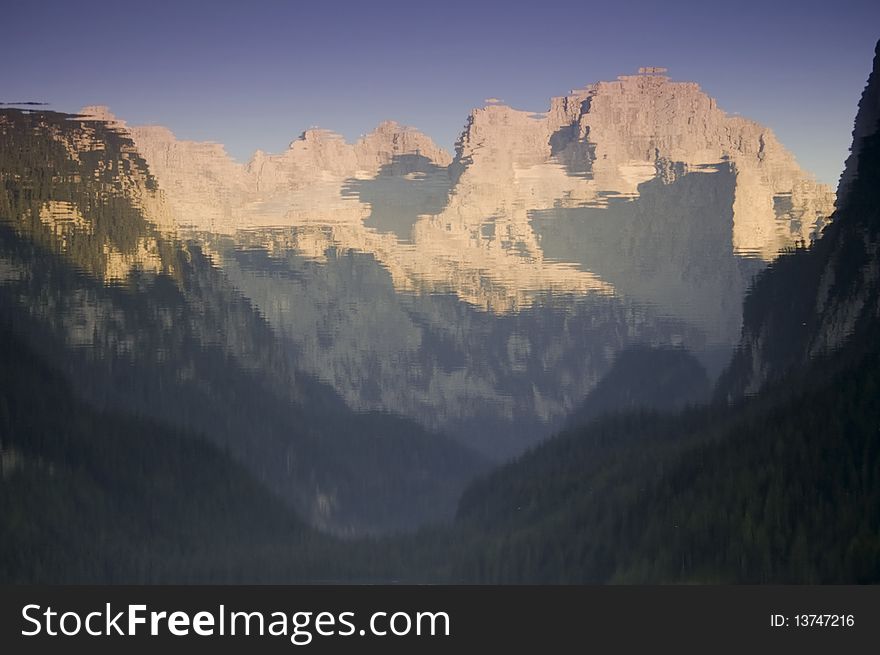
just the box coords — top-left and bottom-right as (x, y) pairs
(0, 108), (486, 535)
(436, 45), (880, 584)
(0, 321), (346, 583)
(447, 340), (880, 583)
(719, 41), (880, 397)
(450, 71), (833, 252)
(121, 70), (834, 326)
(127, 116), (452, 232)
(563, 345), (710, 429)
(521, 72), (834, 343)
(104, 70), (836, 457)
(838, 43), (880, 209)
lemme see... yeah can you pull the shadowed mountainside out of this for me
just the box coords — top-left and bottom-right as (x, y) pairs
(427, 42), (880, 583)
(112, 70), (834, 453)
(0, 108), (487, 536)
(1, 48), (876, 582)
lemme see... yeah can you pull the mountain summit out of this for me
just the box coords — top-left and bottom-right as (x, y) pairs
(90, 70), (837, 452)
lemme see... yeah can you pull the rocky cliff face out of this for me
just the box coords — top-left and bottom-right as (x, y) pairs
(720, 41), (880, 398)
(0, 108), (486, 533)
(209, 228), (703, 457)
(128, 123), (254, 231)
(250, 120), (452, 190)
(117, 72), (833, 324)
(126, 117), (452, 232)
(83, 69), (836, 452)
(431, 72), (833, 343)
(452, 73), (833, 257)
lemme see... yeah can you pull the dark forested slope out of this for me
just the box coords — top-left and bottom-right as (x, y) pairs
(0, 108), (486, 538)
(0, 321), (354, 583)
(437, 41), (880, 584)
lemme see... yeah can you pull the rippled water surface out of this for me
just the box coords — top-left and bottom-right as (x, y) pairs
(0, 78), (835, 457)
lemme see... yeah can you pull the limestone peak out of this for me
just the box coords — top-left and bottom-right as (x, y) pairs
(76, 105), (126, 127)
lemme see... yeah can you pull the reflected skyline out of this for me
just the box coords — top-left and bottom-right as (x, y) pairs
(2, 0), (877, 189)
(111, 69), (833, 325)
(1, 0), (877, 588)
(2, 67), (835, 459)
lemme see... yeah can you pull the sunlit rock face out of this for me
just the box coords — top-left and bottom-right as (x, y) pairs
(126, 122), (254, 232)
(250, 120), (452, 187)
(0, 109), (486, 533)
(450, 73), (832, 249)
(92, 68), (834, 455)
(127, 118), (453, 232)
(442, 72), (834, 341)
(1, 107), (176, 283)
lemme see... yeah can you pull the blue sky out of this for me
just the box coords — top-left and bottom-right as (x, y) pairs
(2, 0), (878, 185)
